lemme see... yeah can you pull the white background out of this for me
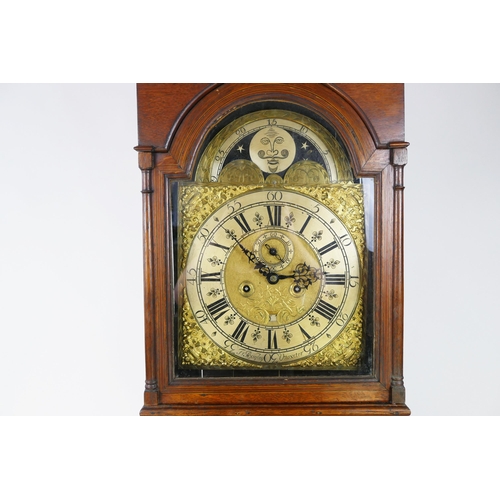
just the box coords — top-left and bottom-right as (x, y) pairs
(2, 83), (498, 500)
(1, 2), (499, 495)
(2, 83), (499, 417)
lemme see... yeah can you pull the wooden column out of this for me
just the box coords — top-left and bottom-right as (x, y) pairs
(136, 146), (158, 405)
(389, 141), (409, 404)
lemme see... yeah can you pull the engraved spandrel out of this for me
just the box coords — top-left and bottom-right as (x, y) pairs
(218, 160), (264, 184)
(284, 161), (330, 185)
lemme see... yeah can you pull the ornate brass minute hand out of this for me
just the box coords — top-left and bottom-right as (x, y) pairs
(223, 228), (271, 276)
(263, 263), (322, 290)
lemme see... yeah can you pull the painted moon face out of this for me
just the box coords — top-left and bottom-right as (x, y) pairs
(249, 125), (296, 174)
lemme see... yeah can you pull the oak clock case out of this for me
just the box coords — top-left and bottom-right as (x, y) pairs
(136, 83), (410, 416)
(174, 109), (372, 375)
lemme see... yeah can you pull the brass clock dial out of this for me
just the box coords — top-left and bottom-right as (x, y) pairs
(181, 187), (362, 367)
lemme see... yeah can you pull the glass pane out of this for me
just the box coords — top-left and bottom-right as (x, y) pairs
(172, 107), (374, 378)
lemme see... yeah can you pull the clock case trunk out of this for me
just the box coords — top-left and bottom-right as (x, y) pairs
(135, 83), (410, 416)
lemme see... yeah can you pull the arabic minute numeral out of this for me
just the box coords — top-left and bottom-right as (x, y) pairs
(195, 310), (209, 324)
(227, 200), (242, 214)
(336, 313), (349, 327)
(186, 268), (197, 284)
(266, 191), (283, 201)
(197, 228), (210, 241)
(339, 234), (352, 246)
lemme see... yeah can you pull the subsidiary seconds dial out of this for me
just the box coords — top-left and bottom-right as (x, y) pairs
(184, 188), (361, 366)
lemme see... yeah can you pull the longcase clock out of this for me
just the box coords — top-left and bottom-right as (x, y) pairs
(135, 83), (410, 415)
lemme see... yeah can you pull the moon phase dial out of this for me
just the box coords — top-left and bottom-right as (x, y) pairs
(195, 109), (353, 183)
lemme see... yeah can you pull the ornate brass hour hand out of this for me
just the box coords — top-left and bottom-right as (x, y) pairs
(291, 263), (323, 290)
(265, 263), (322, 289)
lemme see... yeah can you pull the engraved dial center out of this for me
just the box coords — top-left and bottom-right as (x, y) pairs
(225, 228), (321, 327)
